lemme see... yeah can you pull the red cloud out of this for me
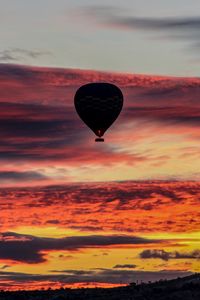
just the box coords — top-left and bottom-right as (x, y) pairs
(0, 64), (199, 176)
(0, 181), (200, 233)
(1, 63), (200, 106)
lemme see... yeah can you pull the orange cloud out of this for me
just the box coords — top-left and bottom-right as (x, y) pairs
(1, 181), (199, 233)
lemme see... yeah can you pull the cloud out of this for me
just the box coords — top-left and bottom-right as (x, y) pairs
(1, 181), (200, 233)
(123, 106), (200, 125)
(0, 101), (149, 168)
(113, 264), (137, 269)
(50, 269), (95, 275)
(82, 6), (200, 51)
(0, 102), (93, 164)
(0, 269), (192, 287)
(0, 49), (51, 62)
(0, 265), (10, 270)
(140, 249), (200, 261)
(45, 219), (60, 225)
(0, 232), (160, 264)
(0, 64), (199, 184)
(0, 171), (46, 182)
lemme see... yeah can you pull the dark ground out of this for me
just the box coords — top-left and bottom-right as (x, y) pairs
(0, 274), (200, 300)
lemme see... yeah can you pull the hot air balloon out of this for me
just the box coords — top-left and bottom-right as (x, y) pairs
(74, 83), (123, 142)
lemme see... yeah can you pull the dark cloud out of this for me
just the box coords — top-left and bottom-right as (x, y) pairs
(83, 6), (200, 51)
(0, 49), (51, 62)
(140, 249), (200, 261)
(0, 52), (16, 62)
(109, 15), (200, 31)
(140, 249), (171, 261)
(0, 171), (46, 182)
(0, 102), (87, 162)
(113, 264), (137, 269)
(0, 269), (192, 285)
(0, 232), (160, 264)
(69, 225), (104, 232)
(123, 106), (200, 125)
(45, 219), (60, 225)
(0, 265), (10, 270)
(85, 6), (200, 32)
(0, 101), (149, 166)
(50, 269), (95, 275)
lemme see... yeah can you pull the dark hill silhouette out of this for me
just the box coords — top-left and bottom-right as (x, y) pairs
(0, 273), (200, 300)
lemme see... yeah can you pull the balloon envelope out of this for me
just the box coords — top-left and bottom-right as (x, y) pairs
(74, 83), (123, 141)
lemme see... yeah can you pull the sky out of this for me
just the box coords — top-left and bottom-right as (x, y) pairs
(1, 0), (200, 75)
(0, 0), (200, 291)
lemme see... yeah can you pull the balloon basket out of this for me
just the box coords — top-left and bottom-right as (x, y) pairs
(95, 138), (104, 142)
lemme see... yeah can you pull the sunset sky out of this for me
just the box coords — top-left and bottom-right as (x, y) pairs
(0, 0), (200, 290)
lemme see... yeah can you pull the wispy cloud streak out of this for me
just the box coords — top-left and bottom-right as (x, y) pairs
(0, 49), (51, 62)
(82, 6), (200, 51)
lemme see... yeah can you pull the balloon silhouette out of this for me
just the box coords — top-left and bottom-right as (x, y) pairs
(74, 83), (123, 142)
